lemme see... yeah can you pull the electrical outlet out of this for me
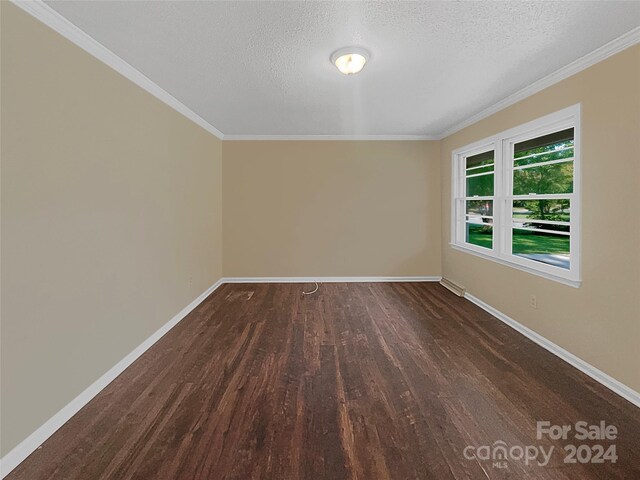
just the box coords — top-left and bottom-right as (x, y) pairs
(529, 294), (538, 309)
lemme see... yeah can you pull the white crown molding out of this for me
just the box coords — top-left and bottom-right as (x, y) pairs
(222, 276), (442, 283)
(222, 135), (439, 141)
(10, 0), (225, 140)
(11, 2), (640, 142)
(465, 292), (640, 409)
(0, 278), (225, 478)
(437, 26), (640, 139)
(10, 0), (434, 143)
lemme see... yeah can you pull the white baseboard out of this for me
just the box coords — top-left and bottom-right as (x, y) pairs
(464, 293), (640, 409)
(221, 276), (442, 283)
(7, 277), (635, 477)
(0, 278), (225, 478)
(0, 274), (441, 476)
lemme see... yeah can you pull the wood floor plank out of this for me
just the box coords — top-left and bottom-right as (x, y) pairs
(6, 282), (640, 479)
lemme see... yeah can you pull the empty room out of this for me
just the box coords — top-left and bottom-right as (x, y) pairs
(1, 1), (639, 478)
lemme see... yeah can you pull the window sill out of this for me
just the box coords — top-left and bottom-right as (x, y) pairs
(449, 243), (581, 288)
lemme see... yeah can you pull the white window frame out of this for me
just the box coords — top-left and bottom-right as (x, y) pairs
(451, 104), (581, 287)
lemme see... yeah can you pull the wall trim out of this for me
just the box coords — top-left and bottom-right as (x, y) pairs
(222, 135), (438, 141)
(8, 0), (434, 143)
(0, 278), (225, 478)
(5, 276), (635, 476)
(222, 276), (442, 283)
(437, 26), (640, 139)
(0, 275), (439, 476)
(10, 2), (640, 142)
(464, 292), (640, 409)
(10, 0), (225, 140)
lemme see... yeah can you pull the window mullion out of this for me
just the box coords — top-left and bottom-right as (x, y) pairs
(495, 138), (508, 258)
(455, 154), (465, 245)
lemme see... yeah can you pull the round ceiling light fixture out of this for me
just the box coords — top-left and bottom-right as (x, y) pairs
(330, 47), (369, 75)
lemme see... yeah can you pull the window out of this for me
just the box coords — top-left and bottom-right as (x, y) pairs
(451, 105), (580, 286)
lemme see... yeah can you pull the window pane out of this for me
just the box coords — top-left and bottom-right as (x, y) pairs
(513, 199), (570, 222)
(514, 146), (573, 168)
(515, 128), (573, 158)
(466, 200), (493, 218)
(514, 128), (574, 168)
(513, 223), (570, 234)
(467, 164), (494, 175)
(513, 162), (573, 195)
(466, 173), (494, 196)
(512, 228), (570, 269)
(466, 222), (493, 249)
(466, 150), (494, 171)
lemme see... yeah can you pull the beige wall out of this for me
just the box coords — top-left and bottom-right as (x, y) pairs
(2, 0), (638, 464)
(222, 141), (441, 277)
(1, 3), (223, 455)
(441, 45), (640, 392)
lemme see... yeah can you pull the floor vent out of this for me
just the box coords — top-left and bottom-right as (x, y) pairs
(440, 278), (465, 297)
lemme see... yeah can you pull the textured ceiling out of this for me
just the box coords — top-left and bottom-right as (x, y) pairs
(45, 1), (640, 137)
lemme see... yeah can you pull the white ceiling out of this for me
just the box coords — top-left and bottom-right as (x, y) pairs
(44, 1), (640, 138)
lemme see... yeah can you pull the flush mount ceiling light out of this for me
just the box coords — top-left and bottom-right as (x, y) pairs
(330, 47), (370, 75)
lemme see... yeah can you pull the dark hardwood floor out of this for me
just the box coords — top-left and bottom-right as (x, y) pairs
(7, 282), (640, 479)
